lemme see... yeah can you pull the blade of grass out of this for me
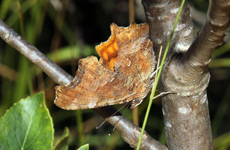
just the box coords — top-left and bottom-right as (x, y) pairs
(158, 127), (166, 145)
(47, 5), (79, 47)
(11, 1), (29, 102)
(5, 1), (38, 27)
(0, 47), (16, 115)
(12, 55), (29, 102)
(209, 58), (230, 68)
(18, 0), (34, 96)
(17, 0), (25, 37)
(212, 42), (230, 58)
(30, 0), (48, 37)
(0, 0), (13, 20)
(76, 110), (85, 146)
(136, 0), (186, 149)
(213, 131), (230, 149)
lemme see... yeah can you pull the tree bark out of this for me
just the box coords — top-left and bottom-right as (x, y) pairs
(142, 0), (195, 59)
(143, 0), (230, 149)
(1, 0), (230, 149)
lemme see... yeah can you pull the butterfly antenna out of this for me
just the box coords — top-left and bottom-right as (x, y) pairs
(96, 102), (131, 129)
(108, 102), (132, 136)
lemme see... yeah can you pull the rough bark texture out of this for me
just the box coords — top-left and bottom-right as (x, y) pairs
(160, 61), (212, 149)
(142, 0), (195, 59)
(96, 107), (167, 150)
(143, 0), (230, 149)
(1, 0), (230, 149)
(143, 0), (213, 149)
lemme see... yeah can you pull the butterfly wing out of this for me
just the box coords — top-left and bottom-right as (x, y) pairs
(55, 56), (136, 110)
(54, 23), (156, 110)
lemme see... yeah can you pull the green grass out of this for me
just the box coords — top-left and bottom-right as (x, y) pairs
(0, 0), (230, 149)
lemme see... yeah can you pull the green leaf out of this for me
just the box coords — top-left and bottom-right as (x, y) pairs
(0, 92), (54, 150)
(53, 127), (70, 150)
(77, 144), (89, 150)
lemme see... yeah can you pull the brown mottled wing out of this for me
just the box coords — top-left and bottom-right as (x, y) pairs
(54, 23), (156, 110)
(55, 56), (136, 110)
(111, 23), (156, 108)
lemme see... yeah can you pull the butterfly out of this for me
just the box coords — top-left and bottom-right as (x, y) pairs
(54, 23), (156, 110)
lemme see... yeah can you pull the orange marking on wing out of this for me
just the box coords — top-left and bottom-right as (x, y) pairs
(54, 22), (156, 110)
(96, 25), (119, 71)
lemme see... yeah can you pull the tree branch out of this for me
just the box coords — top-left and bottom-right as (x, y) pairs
(143, 0), (216, 149)
(182, 0), (230, 64)
(0, 19), (166, 150)
(142, 0), (195, 59)
(0, 20), (73, 86)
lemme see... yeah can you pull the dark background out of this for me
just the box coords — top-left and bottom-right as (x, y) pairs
(0, 0), (230, 149)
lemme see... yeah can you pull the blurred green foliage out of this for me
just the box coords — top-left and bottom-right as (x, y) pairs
(0, 0), (230, 149)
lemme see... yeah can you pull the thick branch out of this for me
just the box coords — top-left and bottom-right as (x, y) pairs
(159, 60), (213, 149)
(182, 0), (230, 64)
(142, 0), (195, 59)
(0, 19), (166, 150)
(143, 0), (214, 149)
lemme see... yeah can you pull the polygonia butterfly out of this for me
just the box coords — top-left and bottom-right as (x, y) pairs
(54, 23), (156, 110)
